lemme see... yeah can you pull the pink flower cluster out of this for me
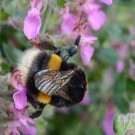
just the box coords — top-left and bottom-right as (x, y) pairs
(61, 0), (112, 65)
(23, 0), (112, 65)
(6, 106), (36, 135)
(7, 68), (36, 135)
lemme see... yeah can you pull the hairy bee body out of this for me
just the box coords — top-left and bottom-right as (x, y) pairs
(17, 36), (87, 118)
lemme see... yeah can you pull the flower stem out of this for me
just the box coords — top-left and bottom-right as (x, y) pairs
(40, 4), (52, 37)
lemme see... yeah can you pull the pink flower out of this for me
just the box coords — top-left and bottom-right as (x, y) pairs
(13, 88), (27, 110)
(102, 102), (115, 135)
(80, 32), (97, 46)
(82, 0), (100, 14)
(10, 68), (27, 109)
(115, 60), (124, 73)
(61, 5), (75, 34)
(80, 91), (90, 106)
(80, 45), (94, 65)
(5, 121), (20, 135)
(80, 32), (97, 65)
(100, 0), (112, 5)
(6, 106), (36, 135)
(82, 0), (106, 30)
(88, 10), (106, 31)
(23, 0), (42, 39)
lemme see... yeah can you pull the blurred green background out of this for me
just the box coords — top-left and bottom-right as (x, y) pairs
(1, 0), (135, 135)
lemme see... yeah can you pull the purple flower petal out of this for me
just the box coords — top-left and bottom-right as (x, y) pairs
(23, 8), (41, 39)
(116, 60), (124, 73)
(30, 0), (36, 8)
(88, 10), (106, 31)
(36, 0), (42, 11)
(102, 102), (115, 135)
(82, 0), (100, 14)
(61, 5), (75, 34)
(80, 33), (97, 46)
(13, 90), (27, 109)
(80, 91), (90, 106)
(5, 122), (20, 135)
(100, 0), (112, 5)
(20, 125), (36, 135)
(61, 13), (75, 34)
(5, 105), (36, 135)
(80, 45), (94, 65)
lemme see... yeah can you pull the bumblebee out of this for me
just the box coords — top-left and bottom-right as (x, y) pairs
(17, 35), (87, 118)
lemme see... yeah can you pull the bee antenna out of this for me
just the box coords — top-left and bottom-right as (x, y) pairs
(74, 34), (81, 47)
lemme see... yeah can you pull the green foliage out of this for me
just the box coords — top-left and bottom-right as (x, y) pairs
(95, 47), (119, 65)
(126, 78), (135, 100)
(2, 43), (23, 66)
(112, 73), (129, 113)
(1, 0), (135, 135)
(57, 0), (66, 8)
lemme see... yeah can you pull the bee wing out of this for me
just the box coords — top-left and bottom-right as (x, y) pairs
(34, 69), (75, 96)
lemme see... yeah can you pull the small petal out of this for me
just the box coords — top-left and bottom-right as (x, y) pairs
(61, 13), (75, 34)
(102, 102), (115, 135)
(80, 33), (97, 46)
(100, 0), (112, 5)
(20, 125), (36, 135)
(13, 90), (27, 109)
(5, 122), (20, 135)
(82, 0), (100, 14)
(36, 0), (42, 11)
(23, 8), (41, 39)
(61, 5), (75, 34)
(116, 60), (124, 73)
(30, 0), (36, 8)
(88, 10), (106, 31)
(81, 91), (90, 106)
(80, 45), (94, 65)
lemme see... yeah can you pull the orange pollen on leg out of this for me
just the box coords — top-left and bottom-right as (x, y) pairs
(47, 54), (62, 70)
(37, 92), (51, 104)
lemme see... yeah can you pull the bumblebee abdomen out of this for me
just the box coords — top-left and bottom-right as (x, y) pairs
(50, 68), (87, 107)
(68, 69), (87, 103)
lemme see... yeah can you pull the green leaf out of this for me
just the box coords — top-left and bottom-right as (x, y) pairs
(126, 78), (135, 101)
(112, 73), (129, 113)
(0, 62), (9, 75)
(57, 0), (66, 8)
(2, 43), (23, 66)
(107, 25), (130, 44)
(95, 48), (119, 65)
(0, 8), (9, 21)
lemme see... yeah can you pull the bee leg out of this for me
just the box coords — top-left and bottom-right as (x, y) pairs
(30, 103), (45, 119)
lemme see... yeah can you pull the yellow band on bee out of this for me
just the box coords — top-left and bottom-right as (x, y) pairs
(47, 54), (62, 70)
(37, 92), (51, 104)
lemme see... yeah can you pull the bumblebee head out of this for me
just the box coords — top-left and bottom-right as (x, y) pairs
(62, 35), (81, 61)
